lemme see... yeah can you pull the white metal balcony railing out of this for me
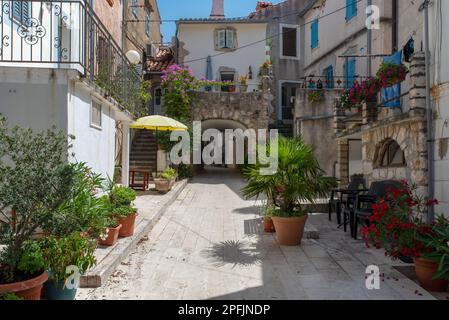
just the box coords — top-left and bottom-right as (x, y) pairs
(0, 0), (144, 115)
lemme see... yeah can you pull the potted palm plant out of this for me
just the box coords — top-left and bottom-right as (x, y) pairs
(0, 119), (77, 299)
(154, 168), (178, 193)
(243, 137), (337, 246)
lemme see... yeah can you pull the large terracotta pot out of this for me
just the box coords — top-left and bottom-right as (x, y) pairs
(118, 212), (138, 237)
(415, 257), (449, 292)
(272, 215), (308, 246)
(98, 224), (122, 246)
(154, 178), (170, 193)
(0, 271), (48, 300)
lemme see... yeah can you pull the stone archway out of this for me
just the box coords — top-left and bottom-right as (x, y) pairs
(362, 119), (428, 194)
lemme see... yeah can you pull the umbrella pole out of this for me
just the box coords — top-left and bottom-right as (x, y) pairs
(155, 129), (158, 177)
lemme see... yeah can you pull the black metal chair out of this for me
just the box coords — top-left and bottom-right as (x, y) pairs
(328, 175), (366, 225)
(352, 180), (402, 240)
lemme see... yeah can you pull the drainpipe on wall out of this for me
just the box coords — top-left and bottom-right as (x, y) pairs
(367, 0), (372, 76)
(421, 0), (435, 222)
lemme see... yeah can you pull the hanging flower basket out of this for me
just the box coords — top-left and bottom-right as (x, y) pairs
(376, 62), (408, 88)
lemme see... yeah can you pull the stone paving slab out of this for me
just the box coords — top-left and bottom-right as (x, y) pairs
(79, 179), (188, 288)
(77, 168), (440, 300)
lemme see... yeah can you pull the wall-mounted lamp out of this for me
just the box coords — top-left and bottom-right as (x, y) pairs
(248, 66), (253, 80)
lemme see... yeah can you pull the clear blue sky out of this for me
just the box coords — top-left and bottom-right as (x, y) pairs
(158, 0), (284, 43)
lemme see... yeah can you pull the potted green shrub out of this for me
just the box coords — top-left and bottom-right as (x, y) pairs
(0, 119), (77, 299)
(263, 207), (275, 233)
(35, 233), (96, 300)
(43, 162), (110, 240)
(154, 168), (178, 193)
(243, 137), (337, 246)
(106, 182), (138, 237)
(98, 217), (122, 247)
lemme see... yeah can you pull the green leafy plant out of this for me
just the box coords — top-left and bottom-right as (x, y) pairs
(176, 163), (194, 179)
(419, 216), (449, 281)
(0, 117), (76, 284)
(37, 233), (96, 283)
(43, 163), (110, 239)
(308, 90), (325, 104)
(242, 137), (337, 216)
(159, 168), (178, 180)
(104, 180), (137, 219)
(0, 292), (23, 300)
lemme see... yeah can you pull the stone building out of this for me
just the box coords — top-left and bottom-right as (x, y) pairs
(293, 0), (430, 187)
(249, 0), (310, 136)
(123, 0), (162, 57)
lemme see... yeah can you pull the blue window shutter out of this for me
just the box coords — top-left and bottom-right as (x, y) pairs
(346, 0), (357, 21)
(133, 0), (138, 18)
(13, 1), (29, 22)
(348, 59), (356, 88)
(324, 66), (334, 88)
(311, 19), (318, 49)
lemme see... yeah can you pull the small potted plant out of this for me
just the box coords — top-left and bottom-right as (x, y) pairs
(37, 233), (96, 300)
(239, 75), (248, 93)
(107, 182), (138, 237)
(98, 217), (122, 247)
(154, 168), (178, 193)
(263, 207), (275, 233)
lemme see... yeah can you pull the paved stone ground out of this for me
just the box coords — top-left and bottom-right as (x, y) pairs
(77, 167), (437, 300)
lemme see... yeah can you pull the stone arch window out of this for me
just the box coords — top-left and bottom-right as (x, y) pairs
(377, 139), (406, 168)
(214, 27), (238, 51)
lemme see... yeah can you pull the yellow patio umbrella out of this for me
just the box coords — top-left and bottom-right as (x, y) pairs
(130, 115), (188, 131)
(129, 115), (188, 175)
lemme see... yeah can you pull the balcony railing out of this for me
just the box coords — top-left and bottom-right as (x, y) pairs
(0, 0), (145, 116)
(301, 75), (371, 90)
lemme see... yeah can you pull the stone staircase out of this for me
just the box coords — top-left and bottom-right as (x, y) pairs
(129, 130), (157, 178)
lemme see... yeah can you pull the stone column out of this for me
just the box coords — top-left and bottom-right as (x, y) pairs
(334, 98), (346, 135)
(337, 140), (349, 187)
(121, 122), (130, 187)
(409, 52), (427, 116)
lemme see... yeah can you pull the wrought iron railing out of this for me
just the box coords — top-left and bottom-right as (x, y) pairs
(301, 75), (371, 90)
(0, 0), (145, 116)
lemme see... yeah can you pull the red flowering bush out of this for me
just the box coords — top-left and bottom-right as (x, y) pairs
(376, 62), (408, 88)
(364, 181), (438, 259)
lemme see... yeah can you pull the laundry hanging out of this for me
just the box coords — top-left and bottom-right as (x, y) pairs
(381, 50), (402, 108)
(403, 38), (415, 63)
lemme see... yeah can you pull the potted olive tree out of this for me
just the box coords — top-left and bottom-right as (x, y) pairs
(243, 137), (337, 246)
(154, 168), (178, 193)
(0, 118), (76, 299)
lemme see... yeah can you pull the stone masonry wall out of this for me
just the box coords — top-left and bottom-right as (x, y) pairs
(192, 78), (273, 130)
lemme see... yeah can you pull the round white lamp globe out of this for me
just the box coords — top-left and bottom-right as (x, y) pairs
(126, 50), (141, 65)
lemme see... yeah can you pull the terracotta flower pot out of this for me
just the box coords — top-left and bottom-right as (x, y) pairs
(0, 271), (48, 300)
(154, 178), (170, 193)
(118, 212), (138, 238)
(98, 224), (122, 246)
(271, 215), (308, 246)
(414, 257), (449, 292)
(263, 217), (275, 233)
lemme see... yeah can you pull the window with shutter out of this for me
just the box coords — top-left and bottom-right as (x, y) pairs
(12, 1), (30, 23)
(145, 13), (150, 37)
(132, 0), (138, 18)
(323, 65), (334, 88)
(344, 58), (356, 88)
(90, 100), (102, 129)
(225, 29), (233, 49)
(311, 19), (319, 49)
(215, 28), (236, 50)
(345, 0), (357, 21)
